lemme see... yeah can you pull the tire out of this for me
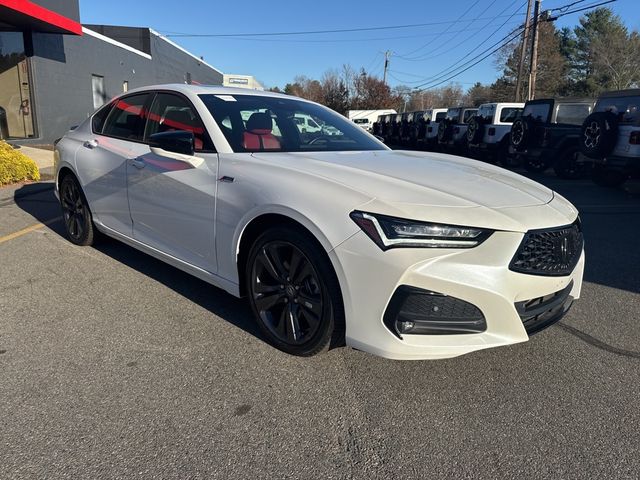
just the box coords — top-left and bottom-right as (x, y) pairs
(554, 147), (589, 180)
(523, 156), (550, 173)
(245, 226), (344, 356)
(59, 174), (97, 246)
(437, 119), (452, 143)
(591, 165), (628, 188)
(466, 116), (484, 145)
(510, 117), (534, 149)
(580, 112), (618, 159)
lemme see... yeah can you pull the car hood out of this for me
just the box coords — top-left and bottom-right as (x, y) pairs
(253, 149), (553, 208)
(251, 150), (575, 232)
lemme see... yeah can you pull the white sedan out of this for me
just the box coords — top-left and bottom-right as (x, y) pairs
(54, 84), (584, 360)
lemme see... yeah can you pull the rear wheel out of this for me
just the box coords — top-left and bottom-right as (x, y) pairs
(59, 174), (97, 246)
(246, 226), (343, 356)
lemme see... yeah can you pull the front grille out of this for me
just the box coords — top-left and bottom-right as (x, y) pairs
(509, 220), (583, 276)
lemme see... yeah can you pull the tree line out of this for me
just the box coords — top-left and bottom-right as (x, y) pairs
(270, 7), (640, 114)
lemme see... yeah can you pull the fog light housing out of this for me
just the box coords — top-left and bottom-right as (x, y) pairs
(384, 286), (486, 338)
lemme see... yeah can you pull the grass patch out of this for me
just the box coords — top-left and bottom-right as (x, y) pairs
(0, 141), (40, 186)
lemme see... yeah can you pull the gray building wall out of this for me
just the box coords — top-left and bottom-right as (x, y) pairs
(32, 0), (80, 22)
(22, 27), (222, 144)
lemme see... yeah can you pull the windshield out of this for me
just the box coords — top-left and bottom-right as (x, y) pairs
(200, 94), (386, 153)
(594, 96), (640, 125)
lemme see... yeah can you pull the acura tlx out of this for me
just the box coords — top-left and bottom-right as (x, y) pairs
(54, 84), (584, 360)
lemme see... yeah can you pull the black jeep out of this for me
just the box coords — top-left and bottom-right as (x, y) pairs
(510, 97), (595, 178)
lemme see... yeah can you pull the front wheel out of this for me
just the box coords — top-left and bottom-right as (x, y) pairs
(246, 226), (343, 356)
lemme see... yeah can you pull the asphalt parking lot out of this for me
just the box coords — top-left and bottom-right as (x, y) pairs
(1, 168), (639, 479)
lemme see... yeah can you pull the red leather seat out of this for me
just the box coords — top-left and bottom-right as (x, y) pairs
(243, 112), (281, 151)
(159, 108), (204, 150)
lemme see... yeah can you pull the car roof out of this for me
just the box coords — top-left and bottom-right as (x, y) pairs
(598, 89), (640, 98)
(121, 83), (307, 102)
(526, 97), (594, 105)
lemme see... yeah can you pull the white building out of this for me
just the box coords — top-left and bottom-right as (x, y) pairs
(223, 74), (264, 90)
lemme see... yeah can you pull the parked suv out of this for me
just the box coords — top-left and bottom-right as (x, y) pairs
(389, 113), (403, 145)
(424, 108), (447, 150)
(399, 111), (417, 145)
(510, 97), (594, 178)
(467, 103), (523, 164)
(580, 89), (640, 187)
(409, 110), (428, 147)
(437, 107), (478, 154)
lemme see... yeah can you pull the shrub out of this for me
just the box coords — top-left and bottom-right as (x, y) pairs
(0, 140), (40, 186)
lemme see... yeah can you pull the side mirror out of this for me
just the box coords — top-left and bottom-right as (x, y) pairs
(149, 130), (204, 168)
(149, 130), (195, 156)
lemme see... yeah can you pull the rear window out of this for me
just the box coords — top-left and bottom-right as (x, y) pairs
(462, 109), (477, 123)
(446, 108), (461, 121)
(594, 96), (640, 125)
(499, 107), (523, 123)
(556, 103), (592, 125)
(353, 119), (369, 124)
(477, 105), (495, 122)
(435, 111), (446, 122)
(523, 102), (551, 122)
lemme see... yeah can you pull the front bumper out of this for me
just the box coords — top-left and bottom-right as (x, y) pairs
(332, 228), (584, 360)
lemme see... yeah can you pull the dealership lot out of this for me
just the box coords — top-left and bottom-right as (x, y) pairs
(1, 172), (639, 479)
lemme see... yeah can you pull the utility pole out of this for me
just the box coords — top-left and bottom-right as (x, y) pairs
(383, 50), (391, 85)
(515, 0), (534, 102)
(528, 0), (542, 100)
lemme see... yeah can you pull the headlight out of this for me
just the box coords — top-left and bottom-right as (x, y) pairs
(350, 211), (492, 250)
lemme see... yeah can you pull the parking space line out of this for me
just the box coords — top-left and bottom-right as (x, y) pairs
(0, 217), (62, 244)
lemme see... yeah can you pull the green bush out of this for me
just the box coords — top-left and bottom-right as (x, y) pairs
(0, 140), (40, 186)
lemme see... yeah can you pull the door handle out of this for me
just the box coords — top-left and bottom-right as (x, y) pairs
(130, 159), (145, 169)
(83, 139), (98, 149)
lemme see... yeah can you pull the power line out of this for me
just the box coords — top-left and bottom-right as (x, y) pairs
(397, 0), (525, 63)
(548, 0), (616, 19)
(156, 22), (523, 44)
(414, 27), (525, 90)
(391, 2), (526, 86)
(395, 0), (482, 59)
(162, 14), (537, 38)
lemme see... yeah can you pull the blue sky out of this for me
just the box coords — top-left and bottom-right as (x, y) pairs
(79, 0), (637, 91)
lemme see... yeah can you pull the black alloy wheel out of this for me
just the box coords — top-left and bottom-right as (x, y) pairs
(59, 174), (96, 246)
(246, 227), (342, 356)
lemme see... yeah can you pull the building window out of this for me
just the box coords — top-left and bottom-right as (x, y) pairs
(0, 31), (35, 139)
(92, 74), (106, 109)
(122, 81), (128, 92)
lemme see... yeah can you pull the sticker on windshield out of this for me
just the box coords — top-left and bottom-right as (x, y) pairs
(215, 95), (237, 102)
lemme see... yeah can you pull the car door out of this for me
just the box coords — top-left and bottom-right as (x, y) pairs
(126, 92), (218, 273)
(80, 92), (153, 235)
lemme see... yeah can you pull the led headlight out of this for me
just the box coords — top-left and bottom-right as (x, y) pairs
(350, 211), (492, 250)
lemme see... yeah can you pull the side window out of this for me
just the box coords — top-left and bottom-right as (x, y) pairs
(91, 102), (113, 134)
(102, 93), (150, 141)
(556, 104), (591, 125)
(144, 93), (214, 151)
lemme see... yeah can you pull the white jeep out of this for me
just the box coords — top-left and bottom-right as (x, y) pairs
(581, 89), (640, 187)
(467, 102), (524, 163)
(423, 108), (448, 150)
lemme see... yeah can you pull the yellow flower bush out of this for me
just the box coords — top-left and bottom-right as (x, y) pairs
(0, 140), (40, 186)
